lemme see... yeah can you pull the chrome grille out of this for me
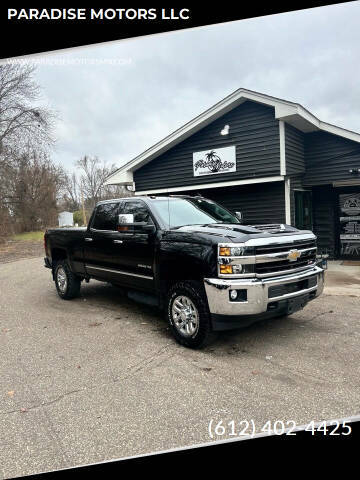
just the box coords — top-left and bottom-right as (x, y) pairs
(255, 239), (317, 277)
(255, 240), (316, 255)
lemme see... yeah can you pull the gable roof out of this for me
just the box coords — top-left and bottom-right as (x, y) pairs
(105, 87), (360, 185)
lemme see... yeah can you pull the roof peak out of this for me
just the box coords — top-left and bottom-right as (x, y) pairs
(105, 87), (360, 186)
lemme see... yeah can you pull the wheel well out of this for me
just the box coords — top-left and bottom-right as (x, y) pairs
(158, 261), (205, 309)
(51, 248), (67, 265)
(162, 266), (203, 289)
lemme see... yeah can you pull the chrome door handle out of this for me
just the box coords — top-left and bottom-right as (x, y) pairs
(113, 240), (123, 244)
(85, 237), (93, 242)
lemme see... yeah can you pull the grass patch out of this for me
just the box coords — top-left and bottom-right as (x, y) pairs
(12, 231), (44, 242)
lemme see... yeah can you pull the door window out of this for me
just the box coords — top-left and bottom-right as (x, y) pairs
(295, 191), (312, 230)
(91, 203), (120, 231)
(122, 200), (154, 224)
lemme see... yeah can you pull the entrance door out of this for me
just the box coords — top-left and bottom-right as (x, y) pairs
(295, 191), (313, 230)
(339, 192), (360, 258)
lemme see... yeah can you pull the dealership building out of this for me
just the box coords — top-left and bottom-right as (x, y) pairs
(105, 88), (360, 259)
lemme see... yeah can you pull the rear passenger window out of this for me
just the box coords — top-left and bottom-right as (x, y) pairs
(92, 203), (119, 231)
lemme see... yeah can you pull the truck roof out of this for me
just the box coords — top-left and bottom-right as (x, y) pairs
(96, 194), (203, 206)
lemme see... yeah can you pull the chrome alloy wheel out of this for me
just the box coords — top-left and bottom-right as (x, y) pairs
(56, 266), (67, 294)
(171, 295), (199, 337)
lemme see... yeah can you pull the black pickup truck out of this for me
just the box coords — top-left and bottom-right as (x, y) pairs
(44, 195), (325, 348)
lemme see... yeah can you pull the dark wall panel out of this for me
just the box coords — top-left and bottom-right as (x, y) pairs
(134, 101), (280, 191)
(179, 181), (285, 225)
(303, 131), (360, 186)
(312, 185), (337, 257)
(285, 124), (305, 175)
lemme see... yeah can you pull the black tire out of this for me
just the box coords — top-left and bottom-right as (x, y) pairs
(54, 260), (81, 300)
(166, 280), (217, 349)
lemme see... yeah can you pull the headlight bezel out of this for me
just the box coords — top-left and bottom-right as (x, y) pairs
(218, 244), (255, 257)
(217, 242), (256, 278)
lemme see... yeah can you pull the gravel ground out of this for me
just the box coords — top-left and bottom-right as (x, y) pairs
(0, 257), (359, 478)
(0, 239), (43, 264)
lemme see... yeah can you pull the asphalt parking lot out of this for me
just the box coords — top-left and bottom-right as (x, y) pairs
(1, 257), (360, 478)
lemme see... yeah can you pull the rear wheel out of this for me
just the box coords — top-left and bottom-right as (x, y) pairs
(167, 281), (216, 349)
(54, 260), (81, 300)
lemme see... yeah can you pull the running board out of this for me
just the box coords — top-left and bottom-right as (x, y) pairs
(127, 290), (159, 307)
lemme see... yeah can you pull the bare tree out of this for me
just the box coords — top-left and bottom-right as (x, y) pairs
(0, 64), (55, 161)
(1, 149), (65, 233)
(76, 155), (128, 209)
(61, 172), (80, 211)
(0, 63), (57, 240)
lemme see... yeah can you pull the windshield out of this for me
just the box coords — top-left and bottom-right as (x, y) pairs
(151, 197), (240, 228)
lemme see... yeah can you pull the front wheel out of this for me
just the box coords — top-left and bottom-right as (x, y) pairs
(54, 260), (81, 300)
(166, 281), (216, 349)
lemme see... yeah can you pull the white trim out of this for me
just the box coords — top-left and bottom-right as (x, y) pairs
(105, 170), (134, 186)
(85, 265), (153, 280)
(279, 120), (286, 176)
(333, 179), (360, 187)
(319, 121), (360, 143)
(284, 177), (291, 224)
(135, 176), (284, 195)
(104, 87), (360, 186)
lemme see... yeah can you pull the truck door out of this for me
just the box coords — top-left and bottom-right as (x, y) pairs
(83, 201), (122, 281)
(84, 199), (156, 292)
(111, 199), (156, 292)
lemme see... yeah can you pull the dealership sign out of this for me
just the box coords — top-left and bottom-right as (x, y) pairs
(193, 145), (236, 177)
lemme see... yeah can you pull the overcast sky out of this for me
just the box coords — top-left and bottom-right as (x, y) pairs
(29, 2), (360, 172)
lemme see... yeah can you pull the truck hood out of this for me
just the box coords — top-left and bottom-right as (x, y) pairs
(170, 223), (314, 243)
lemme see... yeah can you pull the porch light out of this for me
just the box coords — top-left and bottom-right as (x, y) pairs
(220, 124), (230, 135)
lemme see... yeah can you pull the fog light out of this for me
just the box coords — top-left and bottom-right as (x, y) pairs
(230, 289), (238, 300)
(229, 289), (247, 302)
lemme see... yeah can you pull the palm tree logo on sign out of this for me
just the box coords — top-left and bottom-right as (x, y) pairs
(193, 146), (236, 177)
(204, 150), (222, 173)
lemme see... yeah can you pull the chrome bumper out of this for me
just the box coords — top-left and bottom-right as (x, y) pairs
(204, 266), (324, 316)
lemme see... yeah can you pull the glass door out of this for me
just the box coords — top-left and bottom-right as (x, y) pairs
(295, 190), (313, 230)
(339, 192), (360, 258)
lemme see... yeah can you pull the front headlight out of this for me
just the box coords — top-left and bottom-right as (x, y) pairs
(231, 247), (246, 256)
(218, 243), (255, 277)
(219, 246), (254, 256)
(220, 264), (243, 274)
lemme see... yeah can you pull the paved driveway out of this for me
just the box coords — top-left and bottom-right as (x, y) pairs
(0, 258), (359, 478)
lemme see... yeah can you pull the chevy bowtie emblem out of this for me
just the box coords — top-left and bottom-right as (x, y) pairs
(287, 249), (301, 262)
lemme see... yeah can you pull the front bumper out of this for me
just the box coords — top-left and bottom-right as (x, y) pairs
(204, 266), (325, 331)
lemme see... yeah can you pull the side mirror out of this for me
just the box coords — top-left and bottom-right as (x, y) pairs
(117, 214), (156, 234)
(235, 211), (243, 223)
(118, 214), (134, 224)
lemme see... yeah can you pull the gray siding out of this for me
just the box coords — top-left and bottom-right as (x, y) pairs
(285, 124), (305, 175)
(179, 181), (286, 225)
(134, 101), (280, 192)
(303, 131), (360, 186)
